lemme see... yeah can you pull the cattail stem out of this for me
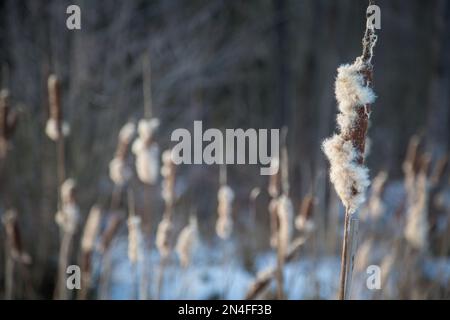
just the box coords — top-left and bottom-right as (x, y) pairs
(345, 217), (359, 299)
(4, 238), (14, 299)
(338, 209), (350, 300)
(48, 75), (73, 300)
(141, 185), (152, 300)
(156, 256), (168, 299)
(275, 231), (285, 300)
(55, 231), (73, 299)
(338, 210), (359, 300)
(143, 53), (153, 119)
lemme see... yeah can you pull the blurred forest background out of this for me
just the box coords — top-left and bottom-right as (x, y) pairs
(0, 0), (449, 299)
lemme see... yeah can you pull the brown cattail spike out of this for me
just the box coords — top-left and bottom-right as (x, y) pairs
(2, 210), (31, 264)
(0, 90), (17, 158)
(48, 75), (62, 125)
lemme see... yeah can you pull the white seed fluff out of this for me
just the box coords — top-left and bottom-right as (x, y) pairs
(127, 215), (143, 264)
(109, 157), (132, 186)
(156, 217), (173, 258)
(55, 203), (80, 235)
(118, 122), (136, 144)
(276, 195), (293, 257)
(132, 118), (160, 185)
(45, 119), (70, 141)
(81, 205), (102, 253)
(322, 58), (376, 214)
(160, 149), (175, 204)
(175, 216), (198, 268)
(216, 185), (235, 239)
(404, 171), (429, 250)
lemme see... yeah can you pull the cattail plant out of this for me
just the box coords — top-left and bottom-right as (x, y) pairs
(109, 121), (136, 188)
(245, 236), (307, 300)
(404, 155), (431, 251)
(97, 122), (136, 299)
(45, 75), (80, 300)
(97, 211), (123, 300)
(54, 179), (80, 300)
(2, 209), (31, 299)
(132, 119), (160, 185)
(322, 1), (378, 299)
(216, 166), (235, 240)
(175, 215), (198, 268)
(0, 89), (18, 159)
(78, 205), (102, 300)
(128, 215), (143, 264)
(402, 135), (421, 199)
(156, 149), (176, 298)
(360, 170), (388, 223)
(266, 128), (293, 299)
(295, 194), (315, 234)
(132, 54), (160, 186)
(160, 149), (176, 212)
(45, 75), (68, 197)
(267, 156), (280, 248)
(126, 189), (148, 300)
(156, 216), (174, 261)
(46, 75), (70, 142)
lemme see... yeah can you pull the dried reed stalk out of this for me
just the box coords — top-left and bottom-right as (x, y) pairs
(295, 194), (315, 233)
(98, 212), (123, 300)
(245, 236), (307, 300)
(78, 205), (102, 300)
(109, 121), (135, 188)
(175, 215), (198, 268)
(216, 170), (235, 240)
(54, 179), (80, 300)
(0, 89), (17, 159)
(2, 210), (31, 299)
(156, 149), (176, 299)
(143, 53), (153, 119)
(271, 127), (292, 300)
(404, 154), (431, 251)
(46, 75), (67, 190)
(46, 75), (79, 300)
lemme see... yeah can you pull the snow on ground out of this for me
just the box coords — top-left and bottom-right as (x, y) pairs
(93, 235), (341, 300)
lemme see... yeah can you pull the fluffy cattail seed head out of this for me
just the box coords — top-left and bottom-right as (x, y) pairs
(161, 149), (176, 206)
(176, 216), (198, 268)
(295, 194), (315, 233)
(127, 215), (143, 264)
(268, 157), (280, 198)
(156, 217), (173, 259)
(81, 205), (102, 253)
(46, 75), (70, 141)
(56, 179), (80, 234)
(216, 185), (234, 239)
(322, 58), (375, 214)
(109, 122), (136, 186)
(275, 195), (293, 258)
(404, 158), (430, 251)
(364, 170), (388, 221)
(98, 213), (122, 253)
(132, 118), (160, 185)
(1, 209), (31, 264)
